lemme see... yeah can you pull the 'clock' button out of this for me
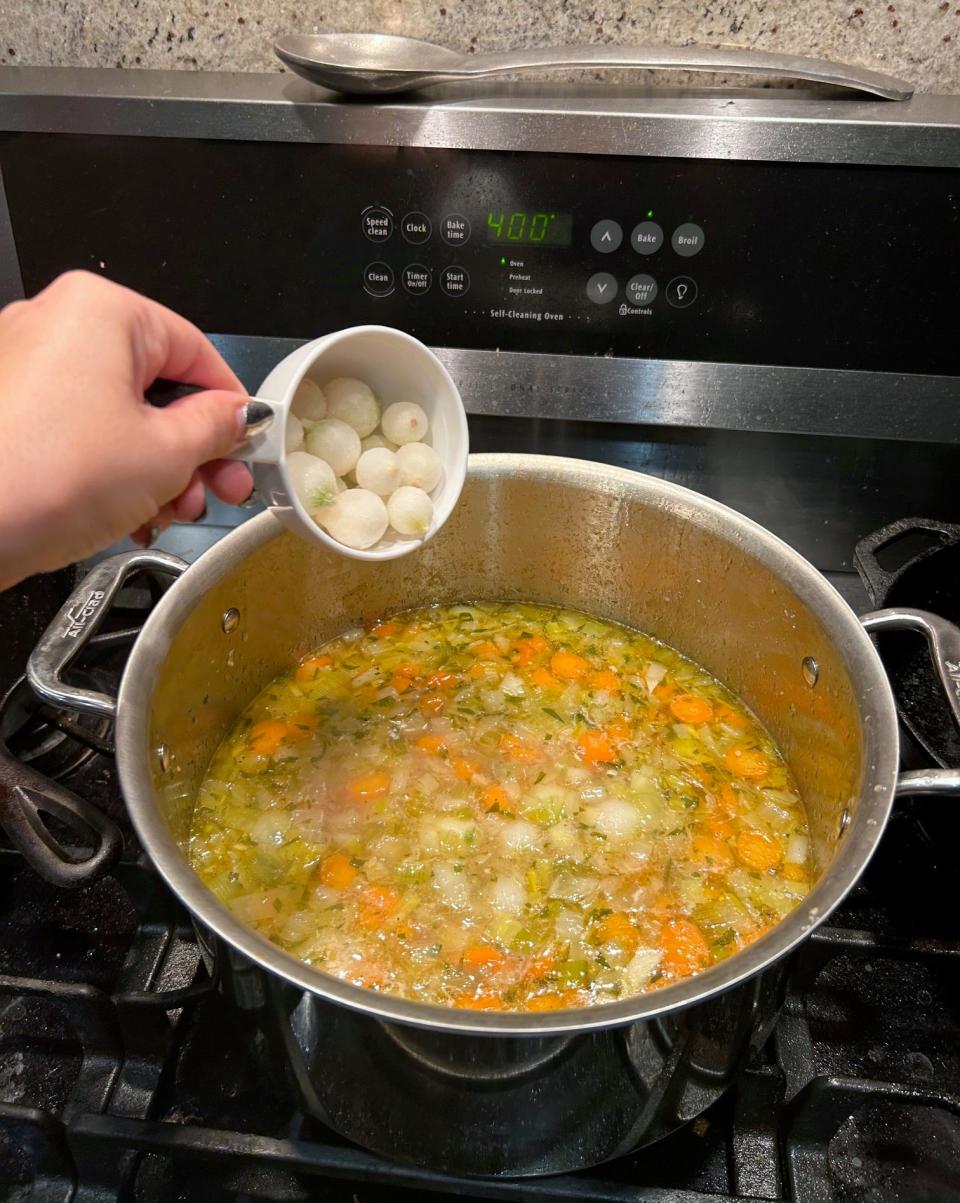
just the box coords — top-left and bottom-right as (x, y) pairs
(586, 272), (618, 304)
(590, 219), (623, 253)
(666, 276), (698, 308)
(402, 264), (432, 295)
(625, 273), (658, 306)
(362, 207), (393, 242)
(631, 221), (664, 255)
(441, 214), (471, 245)
(401, 212), (432, 244)
(440, 265), (470, 297)
(363, 261), (395, 297)
(671, 223), (705, 257)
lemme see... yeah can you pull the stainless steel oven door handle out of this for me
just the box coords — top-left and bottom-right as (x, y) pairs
(27, 550), (188, 720)
(861, 607), (960, 798)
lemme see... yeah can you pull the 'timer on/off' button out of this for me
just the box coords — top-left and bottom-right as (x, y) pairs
(363, 261), (395, 297)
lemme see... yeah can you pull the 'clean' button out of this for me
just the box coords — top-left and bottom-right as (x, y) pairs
(363, 261), (395, 297)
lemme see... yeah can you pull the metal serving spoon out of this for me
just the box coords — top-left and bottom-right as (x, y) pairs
(274, 33), (913, 101)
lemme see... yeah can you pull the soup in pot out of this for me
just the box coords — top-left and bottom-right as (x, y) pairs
(189, 603), (812, 1011)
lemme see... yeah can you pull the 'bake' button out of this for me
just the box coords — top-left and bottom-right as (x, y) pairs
(440, 265), (470, 297)
(402, 264), (432, 295)
(362, 207), (393, 242)
(625, 273), (658, 306)
(666, 276), (698, 308)
(631, 221), (664, 255)
(586, 272), (618, 304)
(401, 212), (432, 244)
(363, 261), (395, 297)
(441, 214), (471, 245)
(590, 219), (623, 253)
(671, 223), (705, 257)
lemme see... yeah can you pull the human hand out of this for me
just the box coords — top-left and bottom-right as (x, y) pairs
(0, 271), (254, 590)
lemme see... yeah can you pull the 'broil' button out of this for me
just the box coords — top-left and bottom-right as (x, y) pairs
(671, 223), (705, 257)
(362, 207), (394, 242)
(440, 265), (470, 297)
(363, 261), (395, 297)
(401, 212), (432, 244)
(441, 214), (471, 246)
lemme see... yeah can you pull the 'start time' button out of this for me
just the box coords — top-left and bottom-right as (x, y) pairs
(440, 265), (470, 296)
(363, 261), (395, 297)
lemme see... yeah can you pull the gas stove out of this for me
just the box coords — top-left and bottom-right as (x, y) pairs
(2, 65), (960, 1201)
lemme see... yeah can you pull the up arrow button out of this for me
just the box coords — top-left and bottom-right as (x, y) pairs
(590, 220), (623, 253)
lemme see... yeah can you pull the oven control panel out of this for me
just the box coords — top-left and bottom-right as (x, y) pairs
(2, 136), (958, 375)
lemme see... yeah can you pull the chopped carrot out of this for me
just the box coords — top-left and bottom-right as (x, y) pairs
(425, 670), (459, 691)
(451, 756), (480, 781)
(317, 852), (358, 890)
(576, 728), (616, 767)
(724, 746), (772, 781)
(514, 634), (551, 668)
(462, 943), (508, 972)
(392, 921), (417, 941)
(782, 861), (809, 883)
(295, 655), (333, 682)
(595, 911), (640, 955)
(371, 620), (399, 638)
(736, 830), (782, 872)
(499, 733), (539, 763)
(522, 955), (556, 981)
(589, 669), (621, 694)
(530, 667), (560, 689)
(248, 719), (290, 757)
(717, 783), (741, 817)
(606, 716), (632, 744)
(415, 733), (448, 755)
(419, 692), (446, 715)
(648, 890), (680, 921)
(550, 650), (589, 680)
(453, 993), (503, 1011)
(653, 681), (677, 702)
(669, 694), (714, 725)
(471, 640), (503, 659)
(467, 663), (490, 679)
(702, 814), (735, 841)
(716, 703), (749, 730)
(348, 770), (391, 802)
(525, 990), (582, 1012)
(691, 833), (735, 870)
(481, 783), (516, 814)
(659, 917), (712, 979)
(356, 884), (401, 928)
(390, 663), (419, 693)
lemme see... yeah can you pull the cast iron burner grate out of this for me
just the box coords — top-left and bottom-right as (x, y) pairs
(2, 654), (959, 1201)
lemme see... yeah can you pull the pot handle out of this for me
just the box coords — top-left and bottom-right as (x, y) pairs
(27, 549), (187, 721)
(861, 607), (960, 798)
(854, 518), (960, 604)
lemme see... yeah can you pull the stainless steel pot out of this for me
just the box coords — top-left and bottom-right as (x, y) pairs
(27, 455), (960, 1176)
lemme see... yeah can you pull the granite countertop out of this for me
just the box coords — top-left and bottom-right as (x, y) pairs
(0, 0), (956, 93)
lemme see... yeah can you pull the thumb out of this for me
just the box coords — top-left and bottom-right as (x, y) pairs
(155, 388), (248, 467)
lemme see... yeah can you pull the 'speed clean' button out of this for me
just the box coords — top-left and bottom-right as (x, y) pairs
(401, 212), (432, 244)
(440, 265), (470, 297)
(671, 223), (705, 257)
(362, 207), (393, 242)
(363, 261), (395, 297)
(586, 272), (618, 304)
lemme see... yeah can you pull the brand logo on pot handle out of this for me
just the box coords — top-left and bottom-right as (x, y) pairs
(62, 590), (106, 639)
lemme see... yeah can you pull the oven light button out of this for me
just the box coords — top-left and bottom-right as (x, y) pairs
(666, 276), (698, 308)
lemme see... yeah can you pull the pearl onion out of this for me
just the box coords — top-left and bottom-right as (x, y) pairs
(387, 486), (434, 536)
(285, 451), (337, 517)
(291, 378), (327, 421)
(335, 477), (348, 494)
(304, 418), (361, 477)
(361, 432), (398, 454)
(285, 413), (304, 454)
(355, 447), (400, 496)
(324, 378), (380, 437)
(395, 441), (442, 492)
(318, 488), (389, 549)
(381, 401), (429, 445)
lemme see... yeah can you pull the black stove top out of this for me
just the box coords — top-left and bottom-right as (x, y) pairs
(2, 569), (959, 1203)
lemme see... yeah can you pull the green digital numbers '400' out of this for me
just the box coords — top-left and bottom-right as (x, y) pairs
(486, 211), (556, 242)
